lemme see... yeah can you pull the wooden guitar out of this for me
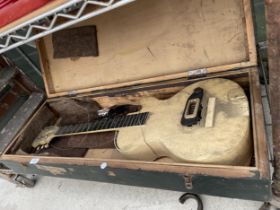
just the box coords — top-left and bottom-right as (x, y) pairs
(116, 78), (251, 166)
(32, 78), (251, 166)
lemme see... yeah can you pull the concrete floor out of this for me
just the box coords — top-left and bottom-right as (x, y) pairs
(0, 176), (265, 210)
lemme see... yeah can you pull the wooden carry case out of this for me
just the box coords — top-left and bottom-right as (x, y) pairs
(0, 0), (271, 201)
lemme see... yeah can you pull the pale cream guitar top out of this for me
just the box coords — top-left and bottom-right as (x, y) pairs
(116, 78), (252, 166)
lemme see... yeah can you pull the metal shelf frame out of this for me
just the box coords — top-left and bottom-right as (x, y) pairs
(0, 0), (135, 54)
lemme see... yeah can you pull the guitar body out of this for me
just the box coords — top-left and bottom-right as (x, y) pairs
(117, 78), (252, 165)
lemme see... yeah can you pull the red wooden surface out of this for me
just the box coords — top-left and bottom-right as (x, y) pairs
(0, 0), (53, 28)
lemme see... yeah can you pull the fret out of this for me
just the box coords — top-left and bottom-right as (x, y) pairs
(78, 123), (86, 132)
(142, 112), (147, 122)
(97, 119), (103, 130)
(102, 118), (110, 129)
(130, 114), (136, 126)
(139, 113), (145, 125)
(78, 123), (84, 132)
(96, 118), (106, 130)
(94, 119), (103, 130)
(124, 115), (131, 127)
(120, 115), (127, 127)
(73, 123), (81, 133)
(136, 114), (142, 125)
(94, 119), (102, 130)
(142, 113), (148, 124)
(69, 124), (77, 133)
(89, 120), (98, 130)
(116, 116), (124, 128)
(119, 115), (127, 128)
(115, 116), (122, 128)
(134, 113), (141, 125)
(106, 118), (113, 129)
(106, 117), (114, 129)
(80, 123), (89, 132)
(140, 113), (145, 124)
(131, 114), (138, 126)
(112, 117), (119, 129)
(100, 118), (108, 130)
(115, 116), (122, 127)
(108, 119), (114, 129)
(63, 125), (73, 134)
(121, 115), (128, 127)
(69, 124), (76, 133)
(126, 115), (133, 127)
(144, 112), (150, 123)
(121, 116), (128, 128)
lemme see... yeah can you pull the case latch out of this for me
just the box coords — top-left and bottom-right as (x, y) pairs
(188, 68), (208, 79)
(184, 175), (193, 190)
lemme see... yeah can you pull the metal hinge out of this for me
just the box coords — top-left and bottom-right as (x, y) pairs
(188, 68), (208, 79)
(184, 175), (193, 190)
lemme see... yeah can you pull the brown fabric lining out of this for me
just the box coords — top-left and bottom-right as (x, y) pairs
(35, 147), (88, 157)
(51, 131), (117, 149)
(49, 98), (101, 125)
(52, 26), (99, 58)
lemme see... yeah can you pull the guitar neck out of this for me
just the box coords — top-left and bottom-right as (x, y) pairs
(56, 112), (150, 135)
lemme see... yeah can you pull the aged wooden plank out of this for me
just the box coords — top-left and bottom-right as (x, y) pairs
(0, 67), (16, 91)
(266, 0), (280, 197)
(0, 160), (272, 201)
(0, 93), (44, 154)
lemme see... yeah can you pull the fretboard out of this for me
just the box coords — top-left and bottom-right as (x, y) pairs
(56, 112), (150, 135)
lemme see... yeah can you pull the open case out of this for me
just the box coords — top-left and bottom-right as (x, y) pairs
(0, 0), (271, 201)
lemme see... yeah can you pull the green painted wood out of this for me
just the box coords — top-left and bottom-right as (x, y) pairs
(253, 0), (266, 42)
(2, 160), (271, 202)
(3, 46), (44, 89)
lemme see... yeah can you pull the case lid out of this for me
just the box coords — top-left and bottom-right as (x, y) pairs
(37, 0), (256, 98)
